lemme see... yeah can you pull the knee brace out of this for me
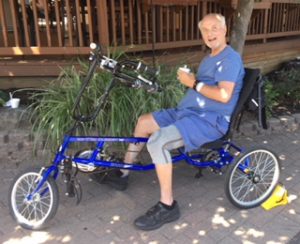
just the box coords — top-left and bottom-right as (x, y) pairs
(147, 125), (184, 164)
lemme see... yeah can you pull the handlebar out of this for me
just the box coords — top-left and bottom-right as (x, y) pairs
(90, 43), (161, 92)
(72, 43), (161, 123)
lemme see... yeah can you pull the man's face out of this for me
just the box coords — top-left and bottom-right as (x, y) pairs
(200, 16), (227, 51)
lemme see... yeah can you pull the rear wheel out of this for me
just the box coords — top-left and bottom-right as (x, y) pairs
(225, 148), (280, 209)
(8, 167), (59, 230)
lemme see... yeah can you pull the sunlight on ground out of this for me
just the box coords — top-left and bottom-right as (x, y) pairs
(110, 215), (120, 224)
(240, 210), (249, 219)
(174, 222), (188, 230)
(279, 154), (286, 160)
(198, 230), (206, 236)
(267, 237), (289, 244)
(3, 231), (72, 244)
(235, 227), (265, 238)
(288, 194), (298, 203)
(212, 214), (231, 228)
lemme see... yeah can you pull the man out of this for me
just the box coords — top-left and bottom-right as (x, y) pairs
(99, 13), (245, 230)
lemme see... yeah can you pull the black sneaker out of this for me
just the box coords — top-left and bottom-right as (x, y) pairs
(134, 201), (180, 231)
(90, 169), (128, 191)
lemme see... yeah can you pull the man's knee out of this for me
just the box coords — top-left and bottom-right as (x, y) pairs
(147, 130), (162, 149)
(147, 131), (165, 160)
(136, 114), (149, 128)
(135, 113), (159, 136)
(147, 125), (184, 165)
(147, 130), (172, 164)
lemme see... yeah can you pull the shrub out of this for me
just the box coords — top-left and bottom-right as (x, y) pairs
(264, 67), (300, 114)
(0, 90), (9, 106)
(28, 60), (185, 151)
(263, 78), (280, 116)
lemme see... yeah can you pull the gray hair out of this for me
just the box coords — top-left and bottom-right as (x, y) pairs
(198, 13), (226, 30)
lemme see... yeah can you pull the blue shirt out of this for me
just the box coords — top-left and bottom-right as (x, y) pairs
(178, 46), (244, 116)
(174, 46), (245, 151)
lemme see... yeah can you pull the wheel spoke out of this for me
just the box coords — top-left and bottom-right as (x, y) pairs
(16, 184), (28, 195)
(39, 200), (51, 208)
(227, 149), (280, 208)
(232, 175), (251, 198)
(239, 182), (253, 201)
(37, 202), (45, 219)
(20, 204), (29, 216)
(10, 169), (58, 229)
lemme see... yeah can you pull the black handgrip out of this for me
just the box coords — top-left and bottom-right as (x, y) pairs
(134, 77), (162, 93)
(144, 82), (161, 93)
(136, 62), (158, 77)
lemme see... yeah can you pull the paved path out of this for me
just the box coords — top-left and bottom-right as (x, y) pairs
(1, 130), (300, 244)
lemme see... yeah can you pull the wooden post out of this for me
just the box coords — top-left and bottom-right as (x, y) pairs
(87, 0), (94, 43)
(20, 0), (30, 46)
(263, 8), (269, 43)
(31, 0), (41, 47)
(9, 0), (20, 46)
(65, 0), (74, 46)
(120, 0), (126, 45)
(129, 0), (134, 44)
(96, 0), (109, 47)
(0, 0), (8, 47)
(75, 0), (84, 46)
(42, 0), (52, 47)
(110, 0), (116, 46)
(54, 0), (63, 47)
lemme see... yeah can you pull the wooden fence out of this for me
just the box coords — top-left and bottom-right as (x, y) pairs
(0, 0), (300, 56)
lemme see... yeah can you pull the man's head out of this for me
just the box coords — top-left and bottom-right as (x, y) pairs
(198, 14), (227, 52)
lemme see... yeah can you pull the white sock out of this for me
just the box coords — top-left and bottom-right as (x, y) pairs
(120, 169), (129, 177)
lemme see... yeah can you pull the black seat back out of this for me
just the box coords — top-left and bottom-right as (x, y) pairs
(202, 68), (261, 148)
(227, 68), (261, 136)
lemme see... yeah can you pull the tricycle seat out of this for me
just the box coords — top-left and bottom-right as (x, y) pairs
(201, 68), (261, 149)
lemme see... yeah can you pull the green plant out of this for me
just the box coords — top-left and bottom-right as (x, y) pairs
(0, 90), (9, 106)
(264, 78), (280, 116)
(265, 67), (300, 113)
(28, 60), (185, 151)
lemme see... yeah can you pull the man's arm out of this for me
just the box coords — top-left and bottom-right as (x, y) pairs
(177, 70), (235, 103)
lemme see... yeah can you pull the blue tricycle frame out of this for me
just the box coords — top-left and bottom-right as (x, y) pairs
(8, 43), (280, 231)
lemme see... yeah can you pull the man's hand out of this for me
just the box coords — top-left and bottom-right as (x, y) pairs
(177, 70), (196, 88)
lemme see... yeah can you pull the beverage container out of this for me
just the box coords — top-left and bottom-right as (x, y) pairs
(11, 98), (20, 109)
(178, 65), (190, 73)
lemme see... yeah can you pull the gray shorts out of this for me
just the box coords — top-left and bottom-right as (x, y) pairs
(147, 125), (184, 164)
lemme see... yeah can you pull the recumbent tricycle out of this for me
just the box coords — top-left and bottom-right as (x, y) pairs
(8, 43), (280, 230)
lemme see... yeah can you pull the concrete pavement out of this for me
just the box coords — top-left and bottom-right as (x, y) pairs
(1, 118), (300, 243)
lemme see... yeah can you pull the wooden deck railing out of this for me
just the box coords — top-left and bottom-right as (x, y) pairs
(0, 0), (299, 56)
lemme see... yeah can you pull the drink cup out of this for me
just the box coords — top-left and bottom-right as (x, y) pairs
(178, 67), (190, 73)
(10, 98), (20, 109)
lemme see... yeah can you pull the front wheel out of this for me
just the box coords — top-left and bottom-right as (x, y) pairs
(225, 148), (280, 209)
(8, 167), (59, 230)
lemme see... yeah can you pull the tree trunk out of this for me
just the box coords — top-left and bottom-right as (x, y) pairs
(230, 0), (254, 55)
